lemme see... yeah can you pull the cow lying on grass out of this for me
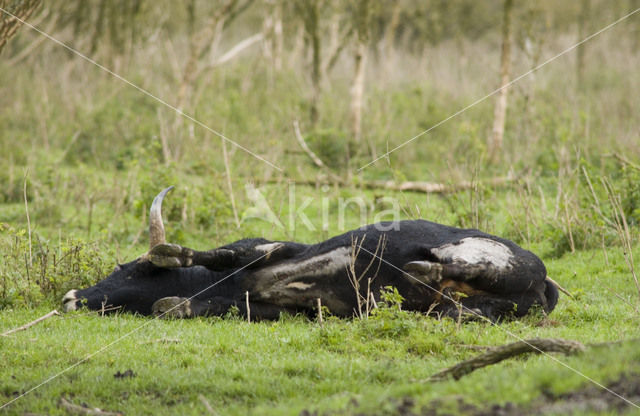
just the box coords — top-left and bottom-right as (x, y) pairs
(63, 187), (559, 321)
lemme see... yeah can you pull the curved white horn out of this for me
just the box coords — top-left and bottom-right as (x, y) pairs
(149, 186), (174, 249)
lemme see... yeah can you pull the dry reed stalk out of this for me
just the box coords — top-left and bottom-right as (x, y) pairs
(222, 137), (240, 227)
(245, 291), (251, 323)
(23, 172), (32, 268)
(198, 394), (219, 416)
(348, 234), (387, 319)
(0, 0), (42, 54)
(316, 298), (323, 326)
(602, 178), (640, 301)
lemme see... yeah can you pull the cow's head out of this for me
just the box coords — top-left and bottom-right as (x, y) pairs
(62, 186), (180, 314)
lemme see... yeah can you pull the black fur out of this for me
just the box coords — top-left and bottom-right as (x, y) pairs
(65, 220), (556, 321)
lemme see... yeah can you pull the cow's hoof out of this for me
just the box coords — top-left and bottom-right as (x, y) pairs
(148, 244), (194, 268)
(152, 297), (192, 318)
(403, 260), (442, 284)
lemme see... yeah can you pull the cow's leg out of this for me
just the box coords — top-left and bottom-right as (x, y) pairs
(404, 259), (550, 311)
(403, 259), (498, 284)
(147, 243), (235, 269)
(151, 296), (297, 320)
(402, 260), (444, 286)
(147, 240), (307, 270)
(404, 241), (547, 295)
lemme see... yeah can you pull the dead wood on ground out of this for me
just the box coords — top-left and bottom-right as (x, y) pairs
(1, 309), (59, 337)
(429, 338), (585, 381)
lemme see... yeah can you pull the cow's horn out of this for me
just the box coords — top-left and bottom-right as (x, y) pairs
(149, 186), (174, 249)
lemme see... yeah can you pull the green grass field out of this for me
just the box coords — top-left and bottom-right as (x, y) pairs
(2, 1), (640, 414)
(1, 283), (640, 415)
(2, 225), (639, 415)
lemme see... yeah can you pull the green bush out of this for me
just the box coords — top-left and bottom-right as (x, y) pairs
(0, 223), (110, 309)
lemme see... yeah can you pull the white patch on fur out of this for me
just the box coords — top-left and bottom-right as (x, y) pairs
(63, 289), (78, 312)
(255, 242), (284, 253)
(431, 237), (513, 269)
(285, 282), (315, 290)
(257, 246), (351, 281)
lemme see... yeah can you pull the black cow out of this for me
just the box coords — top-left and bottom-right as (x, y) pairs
(63, 187), (559, 321)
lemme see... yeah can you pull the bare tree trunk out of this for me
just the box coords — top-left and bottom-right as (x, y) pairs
(327, 9), (340, 63)
(348, 0), (371, 164)
(273, 1), (283, 71)
(634, 0), (640, 49)
(169, 0), (241, 160)
(576, 0), (591, 92)
(263, 0), (283, 74)
(489, 0), (513, 163)
(350, 40), (367, 144)
(382, 0), (401, 81)
(292, 23), (306, 66)
(308, 0), (321, 125)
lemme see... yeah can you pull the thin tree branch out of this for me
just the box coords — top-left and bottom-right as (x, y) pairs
(1, 310), (59, 337)
(214, 33), (262, 66)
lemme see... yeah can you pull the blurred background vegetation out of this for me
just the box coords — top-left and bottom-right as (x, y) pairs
(0, 0), (639, 308)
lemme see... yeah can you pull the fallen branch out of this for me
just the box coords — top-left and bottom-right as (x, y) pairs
(256, 173), (518, 195)
(363, 174), (517, 194)
(1, 309), (59, 337)
(59, 397), (122, 416)
(292, 121), (518, 193)
(429, 338), (585, 381)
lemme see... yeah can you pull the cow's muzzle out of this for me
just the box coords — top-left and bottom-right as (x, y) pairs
(62, 289), (79, 312)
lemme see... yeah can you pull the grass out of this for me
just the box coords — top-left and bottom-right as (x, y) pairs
(1, 144), (639, 414)
(1, 244), (639, 415)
